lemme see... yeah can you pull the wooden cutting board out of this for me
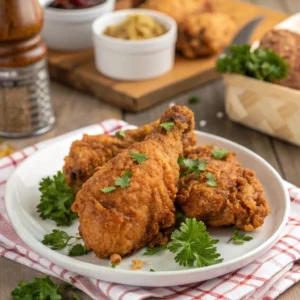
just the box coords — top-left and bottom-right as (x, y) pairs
(47, 0), (287, 112)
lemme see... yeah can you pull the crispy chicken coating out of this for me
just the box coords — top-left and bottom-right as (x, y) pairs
(72, 106), (195, 258)
(63, 121), (158, 194)
(176, 145), (270, 231)
(63, 121), (196, 194)
(140, 0), (213, 24)
(177, 13), (237, 58)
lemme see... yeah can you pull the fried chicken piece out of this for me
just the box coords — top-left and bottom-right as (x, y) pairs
(72, 106), (195, 258)
(177, 13), (237, 58)
(259, 29), (300, 90)
(63, 121), (196, 194)
(140, 0), (213, 24)
(176, 145), (270, 231)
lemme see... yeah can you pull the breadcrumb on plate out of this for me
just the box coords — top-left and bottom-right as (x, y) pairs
(131, 260), (143, 270)
(110, 254), (122, 265)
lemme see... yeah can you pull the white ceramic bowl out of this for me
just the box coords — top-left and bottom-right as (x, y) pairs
(39, 0), (115, 51)
(92, 9), (178, 80)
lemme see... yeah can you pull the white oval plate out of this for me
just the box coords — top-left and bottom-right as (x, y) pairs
(5, 131), (290, 287)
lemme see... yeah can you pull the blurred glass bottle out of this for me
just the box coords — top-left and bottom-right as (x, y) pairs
(0, 0), (55, 137)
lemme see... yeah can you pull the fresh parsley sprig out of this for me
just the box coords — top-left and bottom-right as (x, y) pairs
(211, 148), (228, 160)
(168, 218), (223, 267)
(11, 275), (61, 300)
(228, 228), (253, 245)
(42, 229), (90, 257)
(144, 218), (223, 269)
(160, 122), (174, 131)
(37, 171), (77, 226)
(11, 275), (81, 300)
(129, 152), (148, 164)
(216, 44), (289, 82)
(143, 245), (167, 256)
(178, 157), (206, 177)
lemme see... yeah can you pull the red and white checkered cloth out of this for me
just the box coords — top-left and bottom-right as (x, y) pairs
(0, 119), (299, 300)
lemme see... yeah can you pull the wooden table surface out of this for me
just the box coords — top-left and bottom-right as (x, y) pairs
(1, 0), (300, 299)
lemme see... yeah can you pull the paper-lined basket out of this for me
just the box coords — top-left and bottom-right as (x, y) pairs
(224, 14), (300, 147)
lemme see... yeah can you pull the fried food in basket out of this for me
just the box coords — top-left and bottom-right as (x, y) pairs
(140, 0), (214, 24)
(72, 105), (195, 258)
(63, 121), (196, 194)
(176, 145), (270, 231)
(259, 29), (300, 90)
(177, 13), (237, 58)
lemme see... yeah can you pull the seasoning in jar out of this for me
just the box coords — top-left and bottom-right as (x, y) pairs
(49, 0), (106, 9)
(103, 14), (166, 40)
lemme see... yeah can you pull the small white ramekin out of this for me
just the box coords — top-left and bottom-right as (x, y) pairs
(39, 0), (115, 51)
(92, 9), (177, 80)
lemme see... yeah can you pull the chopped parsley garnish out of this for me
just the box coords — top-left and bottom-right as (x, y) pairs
(129, 152), (148, 164)
(42, 229), (89, 257)
(143, 245), (167, 256)
(115, 171), (132, 189)
(159, 122), (174, 131)
(211, 148), (229, 160)
(111, 263), (117, 269)
(101, 186), (116, 193)
(206, 173), (218, 187)
(115, 130), (126, 138)
(150, 269), (155, 272)
(167, 218), (223, 267)
(178, 157), (206, 177)
(228, 228), (253, 245)
(37, 171), (77, 226)
(189, 96), (200, 104)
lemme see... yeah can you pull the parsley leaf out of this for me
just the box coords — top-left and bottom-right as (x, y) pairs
(115, 171), (132, 189)
(175, 212), (187, 228)
(167, 218), (223, 267)
(11, 275), (61, 300)
(143, 245), (167, 256)
(42, 229), (89, 257)
(206, 173), (218, 187)
(189, 96), (200, 104)
(129, 152), (148, 164)
(37, 171), (77, 226)
(42, 229), (72, 250)
(111, 263), (117, 268)
(160, 122), (174, 131)
(101, 186), (116, 193)
(115, 130), (126, 138)
(211, 148), (228, 160)
(150, 269), (155, 272)
(216, 44), (289, 82)
(228, 228), (253, 245)
(68, 244), (90, 257)
(178, 157), (206, 177)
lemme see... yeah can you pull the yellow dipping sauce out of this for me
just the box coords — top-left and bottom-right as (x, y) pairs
(103, 14), (166, 40)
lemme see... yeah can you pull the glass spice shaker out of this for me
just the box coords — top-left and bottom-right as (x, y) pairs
(0, 0), (55, 137)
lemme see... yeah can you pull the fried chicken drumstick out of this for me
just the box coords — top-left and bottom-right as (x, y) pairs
(63, 121), (196, 194)
(72, 106), (195, 258)
(176, 146), (270, 231)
